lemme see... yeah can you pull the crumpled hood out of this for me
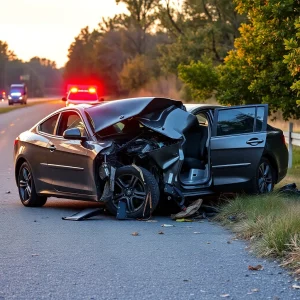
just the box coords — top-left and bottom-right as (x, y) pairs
(85, 97), (184, 133)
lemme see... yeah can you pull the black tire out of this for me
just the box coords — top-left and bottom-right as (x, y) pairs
(17, 162), (47, 207)
(106, 165), (160, 219)
(247, 157), (275, 194)
(8, 102), (13, 106)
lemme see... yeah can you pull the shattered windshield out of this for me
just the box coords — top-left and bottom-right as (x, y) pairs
(97, 118), (144, 138)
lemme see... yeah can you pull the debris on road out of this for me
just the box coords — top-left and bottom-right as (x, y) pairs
(158, 231), (164, 234)
(292, 284), (300, 289)
(220, 294), (230, 298)
(176, 218), (193, 222)
(62, 208), (103, 221)
(279, 183), (300, 196)
(161, 224), (175, 227)
(193, 232), (201, 234)
(131, 232), (139, 236)
(5, 191), (11, 194)
(31, 254), (39, 257)
(248, 264), (263, 271)
(171, 199), (203, 220)
(247, 288), (259, 294)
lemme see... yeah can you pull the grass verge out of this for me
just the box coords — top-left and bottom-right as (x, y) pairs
(0, 100), (58, 114)
(216, 146), (300, 276)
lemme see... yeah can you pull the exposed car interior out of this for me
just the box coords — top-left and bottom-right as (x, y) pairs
(179, 111), (210, 186)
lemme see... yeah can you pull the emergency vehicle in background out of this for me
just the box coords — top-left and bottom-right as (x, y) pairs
(8, 84), (28, 105)
(1, 90), (6, 102)
(62, 85), (104, 107)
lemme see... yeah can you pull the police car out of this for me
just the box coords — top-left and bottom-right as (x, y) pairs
(62, 86), (104, 107)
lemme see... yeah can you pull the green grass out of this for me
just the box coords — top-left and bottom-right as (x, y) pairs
(0, 100), (58, 114)
(217, 147), (300, 276)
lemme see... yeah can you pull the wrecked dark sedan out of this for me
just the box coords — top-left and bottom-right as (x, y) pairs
(14, 97), (288, 218)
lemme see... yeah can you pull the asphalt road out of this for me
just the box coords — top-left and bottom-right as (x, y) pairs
(0, 102), (299, 300)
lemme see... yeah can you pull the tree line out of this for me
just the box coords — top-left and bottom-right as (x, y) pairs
(64, 0), (299, 119)
(0, 41), (63, 97)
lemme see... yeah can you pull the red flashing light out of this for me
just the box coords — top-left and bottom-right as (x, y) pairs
(70, 87), (78, 93)
(89, 87), (96, 93)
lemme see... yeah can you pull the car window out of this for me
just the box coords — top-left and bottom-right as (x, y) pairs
(57, 111), (87, 137)
(256, 107), (265, 132)
(217, 107), (255, 136)
(196, 113), (208, 126)
(39, 114), (59, 135)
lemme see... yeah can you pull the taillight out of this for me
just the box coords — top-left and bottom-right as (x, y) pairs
(89, 87), (96, 93)
(281, 134), (286, 145)
(14, 138), (19, 147)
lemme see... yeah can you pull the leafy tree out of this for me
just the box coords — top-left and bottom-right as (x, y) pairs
(158, 0), (244, 74)
(119, 55), (153, 92)
(284, 18), (300, 104)
(116, 0), (160, 55)
(179, 0), (300, 119)
(217, 0), (300, 119)
(0, 41), (62, 96)
(0, 41), (16, 89)
(178, 57), (219, 100)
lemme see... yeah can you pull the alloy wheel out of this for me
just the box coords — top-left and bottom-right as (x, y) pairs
(19, 167), (32, 201)
(258, 161), (273, 193)
(113, 174), (147, 213)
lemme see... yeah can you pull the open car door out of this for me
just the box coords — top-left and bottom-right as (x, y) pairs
(210, 104), (268, 192)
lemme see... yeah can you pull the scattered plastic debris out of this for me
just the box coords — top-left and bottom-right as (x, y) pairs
(161, 224), (175, 227)
(62, 208), (103, 221)
(171, 199), (203, 220)
(176, 218), (193, 222)
(279, 183), (300, 196)
(131, 232), (139, 236)
(292, 284), (300, 289)
(158, 231), (164, 235)
(220, 294), (230, 298)
(248, 265), (263, 271)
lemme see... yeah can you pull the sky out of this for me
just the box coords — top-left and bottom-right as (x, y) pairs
(0, 0), (126, 68)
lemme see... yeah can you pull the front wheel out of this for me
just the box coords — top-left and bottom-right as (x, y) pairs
(18, 162), (47, 207)
(106, 166), (160, 219)
(247, 157), (275, 194)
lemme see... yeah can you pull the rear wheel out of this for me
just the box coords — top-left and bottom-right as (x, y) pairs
(8, 102), (13, 106)
(18, 162), (47, 207)
(106, 166), (160, 219)
(248, 157), (275, 194)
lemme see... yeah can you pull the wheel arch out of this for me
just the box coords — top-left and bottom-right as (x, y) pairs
(262, 153), (279, 183)
(15, 157), (27, 184)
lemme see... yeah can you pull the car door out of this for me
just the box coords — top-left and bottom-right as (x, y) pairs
(210, 105), (268, 191)
(47, 110), (96, 196)
(32, 113), (61, 193)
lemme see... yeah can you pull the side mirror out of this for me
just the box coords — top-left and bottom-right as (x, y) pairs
(63, 128), (85, 140)
(62, 97), (67, 101)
